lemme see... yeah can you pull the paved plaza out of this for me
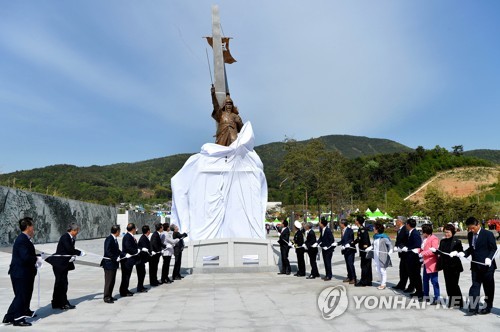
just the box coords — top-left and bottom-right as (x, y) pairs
(1, 237), (499, 331)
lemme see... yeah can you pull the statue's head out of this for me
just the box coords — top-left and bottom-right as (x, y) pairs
(224, 94), (233, 111)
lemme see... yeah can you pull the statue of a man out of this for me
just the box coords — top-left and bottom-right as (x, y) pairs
(211, 85), (243, 146)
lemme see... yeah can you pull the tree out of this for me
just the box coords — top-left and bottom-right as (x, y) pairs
(422, 186), (447, 226)
(318, 149), (351, 216)
(280, 139), (351, 218)
(280, 139), (321, 213)
(452, 145), (464, 156)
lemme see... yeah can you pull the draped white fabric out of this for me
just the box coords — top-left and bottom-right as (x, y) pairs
(171, 122), (267, 240)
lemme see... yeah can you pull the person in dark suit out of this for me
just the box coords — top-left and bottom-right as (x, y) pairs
(101, 225), (122, 304)
(436, 223), (464, 308)
(392, 216), (412, 292)
(318, 219), (336, 281)
(353, 216), (372, 287)
(293, 221), (306, 277)
(2, 217), (38, 327)
(277, 220), (291, 275)
(403, 218), (423, 301)
(45, 222), (83, 310)
(149, 223), (165, 286)
(338, 219), (357, 284)
(462, 216), (497, 315)
(137, 225), (151, 291)
(119, 223), (140, 297)
(171, 224), (188, 280)
(304, 222), (320, 279)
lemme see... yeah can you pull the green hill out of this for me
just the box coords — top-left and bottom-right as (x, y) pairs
(318, 135), (414, 158)
(464, 149), (500, 164)
(0, 154), (192, 205)
(255, 135), (413, 195)
(1, 135), (494, 207)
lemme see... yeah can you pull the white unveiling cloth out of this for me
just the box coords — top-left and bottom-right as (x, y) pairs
(170, 122), (267, 240)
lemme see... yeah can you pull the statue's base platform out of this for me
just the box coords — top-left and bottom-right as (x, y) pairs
(184, 238), (278, 269)
(180, 238), (325, 274)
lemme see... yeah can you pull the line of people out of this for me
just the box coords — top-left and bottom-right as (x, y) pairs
(113, 222), (187, 301)
(3, 218), (188, 327)
(277, 216), (498, 315)
(278, 219), (336, 280)
(392, 216), (497, 315)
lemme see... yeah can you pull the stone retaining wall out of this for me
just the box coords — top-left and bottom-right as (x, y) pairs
(0, 186), (117, 246)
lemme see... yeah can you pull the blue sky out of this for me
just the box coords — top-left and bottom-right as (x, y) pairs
(0, 0), (499, 173)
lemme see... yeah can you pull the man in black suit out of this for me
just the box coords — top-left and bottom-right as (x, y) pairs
(318, 219), (336, 281)
(403, 218), (423, 300)
(462, 216), (497, 315)
(3, 217), (38, 327)
(119, 223), (140, 297)
(149, 223), (165, 286)
(293, 221), (306, 277)
(172, 224), (188, 280)
(338, 219), (357, 284)
(353, 216), (372, 287)
(277, 220), (291, 275)
(101, 225), (122, 304)
(137, 225), (151, 291)
(46, 222), (83, 310)
(392, 216), (412, 291)
(304, 222), (320, 279)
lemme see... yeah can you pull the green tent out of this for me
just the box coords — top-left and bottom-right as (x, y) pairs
(373, 208), (385, 218)
(366, 208), (392, 220)
(365, 208), (376, 220)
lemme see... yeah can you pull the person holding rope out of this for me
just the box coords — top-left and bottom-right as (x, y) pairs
(353, 216), (372, 287)
(365, 222), (392, 290)
(420, 224), (440, 304)
(160, 222), (179, 284)
(462, 216), (497, 315)
(292, 221), (306, 277)
(45, 222), (83, 310)
(404, 218), (424, 301)
(277, 220), (292, 275)
(172, 224), (188, 280)
(318, 219), (336, 281)
(149, 223), (165, 286)
(101, 225), (122, 304)
(435, 223), (464, 308)
(119, 223), (140, 297)
(137, 225), (152, 291)
(338, 219), (356, 284)
(2, 217), (39, 327)
(392, 216), (412, 292)
(304, 221), (320, 279)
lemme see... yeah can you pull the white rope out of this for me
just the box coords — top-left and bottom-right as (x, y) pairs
(432, 248), (499, 266)
(357, 247), (393, 254)
(37, 268), (40, 309)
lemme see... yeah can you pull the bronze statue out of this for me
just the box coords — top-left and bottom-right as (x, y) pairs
(211, 85), (243, 146)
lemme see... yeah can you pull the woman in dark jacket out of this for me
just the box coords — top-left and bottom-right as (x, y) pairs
(436, 223), (464, 308)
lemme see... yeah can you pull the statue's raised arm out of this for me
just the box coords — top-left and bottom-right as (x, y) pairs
(211, 85), (220, 121)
